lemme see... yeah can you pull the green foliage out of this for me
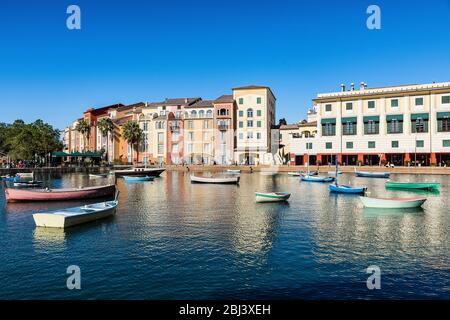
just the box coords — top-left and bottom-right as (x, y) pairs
(97, 118), (114, 137)
(0, 119), (63, 160)
(122, 121), (143, 165)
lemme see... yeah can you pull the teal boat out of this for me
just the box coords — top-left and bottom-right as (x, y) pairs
(385, 181), (439, 191)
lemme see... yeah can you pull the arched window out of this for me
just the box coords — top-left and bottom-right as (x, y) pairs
(199, 110), (205, 118)
(184, 112), (189, 119)
(247, 108), (253, 118)
(191, 110), (197, 118)
(206, 110), (212, 118)
(219, 108), (227, 116)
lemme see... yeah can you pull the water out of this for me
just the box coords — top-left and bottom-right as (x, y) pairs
(0, 171), (449, 299)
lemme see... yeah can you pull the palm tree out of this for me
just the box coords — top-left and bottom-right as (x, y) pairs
(75, 119), (90, 152)
(97, 118), (114, 163)
(122, 120), (143, 166)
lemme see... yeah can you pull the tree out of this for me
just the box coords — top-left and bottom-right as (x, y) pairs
(278, 118), (287, 126)
(122, 120), (143, 166)
(75, 119), (90, 152)
(97, 118), (114, 162)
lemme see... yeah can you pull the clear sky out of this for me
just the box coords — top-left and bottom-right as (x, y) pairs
(1, 0), (449, 129)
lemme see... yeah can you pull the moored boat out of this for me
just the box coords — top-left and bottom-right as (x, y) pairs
(0, 175), (20, 182)
(123, 175), (154, 182)
(114, 168), (165, 177)
(355, 171), (390, 178)
(17, 172), (34, 179)
(385, 181), (439, 191)
(89, 173), (108, 178)
(5, 184), (116, 202)
(329, 184), (366, 194)
(301, 175), (335, 182)
(33, 193), (119, 229)
(13, 181), (43, 188)
(287, 172), (301, 176)
(359, 196), (426, 208)
(190, 175), (240, 184)
(255, 192), (291, 203)
(225, 169), (241, 174)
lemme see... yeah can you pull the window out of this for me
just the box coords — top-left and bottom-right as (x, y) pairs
(391, 99), (399, 107)
(257, 110), (262, 117)
(239, 98), (244, 104)
(203, 143), (210, 153)
(257, 97), (262, 104)
(368, 101), (375, 109)
(157, 144), (164, 154)
(346, 102), (353, 111)
(306, 142), (313, 150)
(199, 110), (205, 118)
(346, 142), (353, 149)
(239, 110), (243, 117)
(172, 143), (179, 153)
(388, 119), (402, 133)
(416, 140), (424, 148)
(326, 142), (332, 149)
(238, 133), (243, 140)
(257, 132), (261, 139)
(247, 108), (253, 117)
(247, 120), (253, 127)
(322, 123), (335, 136)
(365, 120), (379, 134)
(206, 110), (212, 118)
(204, 120), (210, 129)
(414, 118), (425, 133)
(247, 132), (253, 139)
(188, 132), (193, 141)
(257, 121), (261, 128)
(157, 132), (164, 143)
(239, 121), (243, 128)
(187, 143), (193, 153)
(368, 141), (376, 149)
(325, 104), (332, 112)
(415, 97), (424, 106)
(442, 96), (450, 104)
(443, 140), (450, 147)
(204, 132), (209, 140)
(188, 120), (193, 129)
(438, 116), (450, 132)
(143, 122), (148, 131)
(391, 141), (399, 148)
(191, 110), (197, 118)
(343, 121), (356, 135)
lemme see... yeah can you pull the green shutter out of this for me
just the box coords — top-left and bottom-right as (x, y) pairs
(368, 141), (376, 148)
(321, 118), (336, 124)
(341, 117), (357, 124)
(257, 110), (262, 116)
(442, 96), (450, 104)
(346, 142), (353, 149)
(257, 121), (261, 127)
(391, 99), (399, 107)
(368, 101), (375, 108)
(363, 116), (380, 123)
(239, 110), (243, 117)
(411, 113), (429, 120)
(326, 142), (332, 149)
(239, 98), (243, 104)
(325, 104), (332, 112)
(239, 121), (243, 128)
(257, 97), (261, 104)
(443, 140), (450, 147)
(391, 141), (399, 148)
(386, 114), (404, 121)
(416, 140), (424, 148)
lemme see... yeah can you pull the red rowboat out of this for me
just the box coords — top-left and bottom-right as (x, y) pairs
(5, 184), (116, 203)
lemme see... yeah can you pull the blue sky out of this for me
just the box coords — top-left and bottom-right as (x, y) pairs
(1, 0), (449, 129)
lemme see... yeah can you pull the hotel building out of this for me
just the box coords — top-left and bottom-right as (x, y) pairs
(233, 85), (277, 165)
(213, 95), (236, 165)
(289, 82), (450, 166)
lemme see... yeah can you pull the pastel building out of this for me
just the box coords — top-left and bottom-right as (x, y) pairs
(290, 82), (450, 166)
(213, 95), (236, 165)
(233, 85), (277, 165)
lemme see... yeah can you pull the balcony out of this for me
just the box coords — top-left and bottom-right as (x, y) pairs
(218, 124), (229, 131)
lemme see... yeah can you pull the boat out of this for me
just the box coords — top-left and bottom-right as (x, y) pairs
(255, 192), (291, 203)
(13, 181), (43, 188)
(287, 172), (301, 176)
(33, 192), (119, 229)
(190, 175), (240, 184)
(327, 171), (342, 176)
(17, 172), (34, 179)
(123, 175), (154, 182)
(0, 175), (20, 182)
(359, 196), (426, 208)
(89, 173), (108, 178)
(355, 171), (390, 178)
(329, 155), (366, 194)
(114, 168), (165, 177)
(385, 181), (439, 191)
(329, 184), (366, 194)
(301, 175), (335, 182)
(5, 184), (116, 203)
(225, 169), (241, 174)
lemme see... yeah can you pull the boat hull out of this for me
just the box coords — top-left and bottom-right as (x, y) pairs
(5, 184), (116, 202)
(255, 192), (290, 202)
(359, 196), (426, 208)
(355, 171), (390, 178)
(33, 201), (117, 228)
(123, 176), (154, 182)
(329, 184), (366, 194)
(301, 175), (335, 182)
(190, 175), (240, 184)
(226, 170), (241, 174)
(385, 181), (439, 191)
(114, 168), (165, 177)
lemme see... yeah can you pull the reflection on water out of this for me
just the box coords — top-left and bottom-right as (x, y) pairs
(0, 171), (449, 299)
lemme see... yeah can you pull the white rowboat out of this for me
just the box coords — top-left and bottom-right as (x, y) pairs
(190, 175), (240, 184)
(33, 196), (119, 229)
(225, 169), (241, 174)
(255, 192), (291, 203)
(287, 172), (301, 176)
(359, 196), (426, 208)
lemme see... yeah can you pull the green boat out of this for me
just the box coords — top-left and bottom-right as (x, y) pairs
(385, 181), (440, 191)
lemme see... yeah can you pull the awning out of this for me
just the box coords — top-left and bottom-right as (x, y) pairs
(386, 114), (404, 121)
(321, 118), (336, 125)
(363, 116), (380, 123)
(341, 117), (357, 124)
(411, 113), (429, 120)
(437, 112), (450, 119)
(52, 151), (70, 157)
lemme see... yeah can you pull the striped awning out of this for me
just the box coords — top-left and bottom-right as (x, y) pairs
(386, 114), (404, 121)
(437, 112), (450, 119)
(363, 116), (380, 123)
(321, 118), (336, 124)
(341, 117), (357, 124)
(411, 113), (429, 120)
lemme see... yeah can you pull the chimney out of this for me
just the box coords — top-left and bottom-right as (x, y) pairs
(360, 82), (366, 90)
(350, 83), (355, 91)
(341, 84), (346, 92)
(184, 98), (188, 103)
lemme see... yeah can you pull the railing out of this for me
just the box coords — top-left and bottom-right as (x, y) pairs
(218, 124), (228, 131)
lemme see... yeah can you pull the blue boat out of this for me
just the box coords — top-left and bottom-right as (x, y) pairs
(0, 175), (20, 182)
(301, 175), (335, 182)
(329, 184), (366, 194)
(123, 175), (154, 182)
(355, 171), (390, 178)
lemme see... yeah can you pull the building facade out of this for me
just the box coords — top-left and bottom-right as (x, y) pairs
(290, 82), (450, 166)
(213, 95), (236, 165)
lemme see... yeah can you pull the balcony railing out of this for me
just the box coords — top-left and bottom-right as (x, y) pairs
(218, 124), (228, 131)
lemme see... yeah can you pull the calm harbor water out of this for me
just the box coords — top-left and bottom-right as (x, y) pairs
(0, 171), (449, 299)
